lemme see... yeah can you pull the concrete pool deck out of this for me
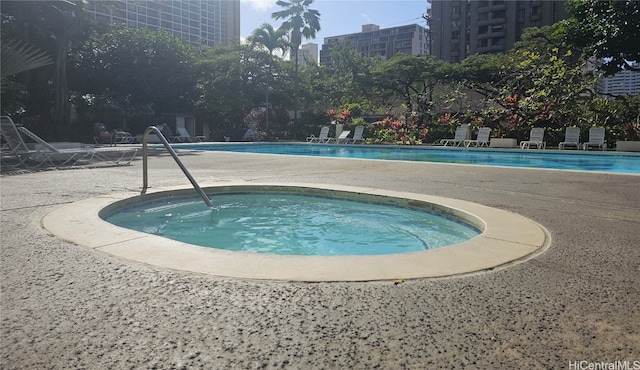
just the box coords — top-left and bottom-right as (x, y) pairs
(1, 150), (639, 368)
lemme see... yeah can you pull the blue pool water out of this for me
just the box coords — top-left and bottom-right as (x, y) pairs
(175, 143), (640, 174)
(104, 193), (480, 256)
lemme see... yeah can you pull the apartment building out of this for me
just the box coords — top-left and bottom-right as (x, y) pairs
(319, 24), (429, 65)
(427, 0), (568, 62)
(86, 0), (240, 46)
(596, 62), (640, 97)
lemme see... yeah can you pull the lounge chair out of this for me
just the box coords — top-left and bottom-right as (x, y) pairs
(1, 116), (137, 168)
(520, 127), (546, 149)
(241, 129), (256, 142)
(2, 116), (65, 168)
(558, 127), (581, 150)
(465, 127), (491, 148)
(306, 127), (330, 143)
(171, 127), (194, 143)
(346, 126), (365, 144)
(328, 130), (351, 144)
(441, 124), (469, 147)
(582, 126), (606, 151)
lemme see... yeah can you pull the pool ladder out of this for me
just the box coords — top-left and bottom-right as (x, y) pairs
(141, 126), (214, 208)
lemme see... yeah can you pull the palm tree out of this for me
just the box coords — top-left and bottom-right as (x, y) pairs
(248, 23), (289, 129)
(272, 0), (320, 121)
(248, 23), (289, 59)
(1, 0), (84, 126)
(1, 40), (53, 91)
(271, 0), (320, 68)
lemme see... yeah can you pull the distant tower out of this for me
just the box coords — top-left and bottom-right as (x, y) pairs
(299, 43), (319, 67)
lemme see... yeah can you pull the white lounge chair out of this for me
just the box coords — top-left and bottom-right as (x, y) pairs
(441, 124), (469, 147)
(558, 127), (581, 150)
(582, 127), (606, 151)
(328, 130), (351, 144)
(520, 127), (546, 149)
(465, 127), (491, 148)
(171, 127), (194, 143)
(346, 126), (365, 144)
(306, 127), (330, 143)
(1, 116), (65, 168)
(1, 116), (137, 168)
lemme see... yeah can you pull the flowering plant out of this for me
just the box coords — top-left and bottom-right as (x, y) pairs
(326, 108), (352, 125)
(371, 115), (428, 145)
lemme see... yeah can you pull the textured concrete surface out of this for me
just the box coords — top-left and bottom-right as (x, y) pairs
(1, 150), (639, 369)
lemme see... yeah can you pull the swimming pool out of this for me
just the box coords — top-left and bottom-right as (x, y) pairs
(174, 143), (640, 174)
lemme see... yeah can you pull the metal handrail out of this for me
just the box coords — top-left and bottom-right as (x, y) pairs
(141, 126), (214, 208)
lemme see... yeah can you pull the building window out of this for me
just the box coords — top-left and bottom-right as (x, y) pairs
(491, 24), (504, 32)
(479, 25), (488, 34)
(452, 5), (461, 15)
(452, 19), (461, 28)
(492, 37), (505, 46)
(492, 10), (506, 18)
(478, 12), (489, 21)
(452, 30), (460, 40)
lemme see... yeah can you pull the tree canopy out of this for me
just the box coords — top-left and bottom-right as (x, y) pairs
(563, 0), (640, 74)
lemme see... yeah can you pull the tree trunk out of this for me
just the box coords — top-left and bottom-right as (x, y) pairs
(53, 40), (70, 129)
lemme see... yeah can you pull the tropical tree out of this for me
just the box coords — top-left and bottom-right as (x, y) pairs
(272, 0), (321, 122)
(69, 26), (197, 134)
(248, 23), (289, 59)
(271, 0), (320, 68)
(302, 41), (376, 111)
(1, 0), (86, 131)
(563, 0), (640, 75)
(195, 43), (295, 140)
(248, 23), (289, 130)
(370, 54), (447, 124)
(0, 40), (53, 91)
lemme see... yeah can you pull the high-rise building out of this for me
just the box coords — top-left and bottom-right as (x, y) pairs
(299, 43), (319, 67)
(319, 24), (429, 65)
(596, 62), (640, 97)
(86, 0), (240, 46)
(427, 0), (568, 62)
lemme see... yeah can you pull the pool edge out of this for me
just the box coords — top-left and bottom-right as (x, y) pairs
(41, 182), (550, 282)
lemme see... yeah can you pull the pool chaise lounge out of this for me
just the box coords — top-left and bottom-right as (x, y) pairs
(520, 127), (546, 149)
(306, 126), (330, 143)
(465, 127), (491, 148)
(441, 124), (469, 147)
(559, 127), (581, 150)
(346, 126), (365, 144)
(1, 115), (138, 168)
(583, 126), (606, 151)
(327, 130), (351, 144)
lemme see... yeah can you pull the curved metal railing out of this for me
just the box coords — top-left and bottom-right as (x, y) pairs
(141, 126), (214, 208)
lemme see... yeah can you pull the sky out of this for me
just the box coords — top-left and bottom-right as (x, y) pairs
(239, 0), (430, 45)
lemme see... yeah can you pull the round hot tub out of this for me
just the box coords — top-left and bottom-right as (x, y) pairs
(102, 187), (482, 256)
(42, 183), (549, 281)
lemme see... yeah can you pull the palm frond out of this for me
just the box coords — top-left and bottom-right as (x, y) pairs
(1, 40), (54, 81)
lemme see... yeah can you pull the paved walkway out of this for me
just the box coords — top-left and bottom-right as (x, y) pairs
(1, 150), (639, 369)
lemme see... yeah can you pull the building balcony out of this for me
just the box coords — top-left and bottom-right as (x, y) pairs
(476, 44), (505, 53)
